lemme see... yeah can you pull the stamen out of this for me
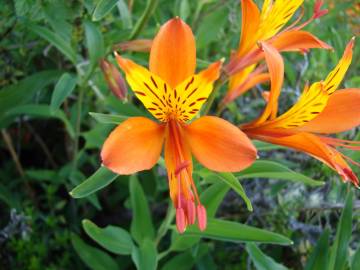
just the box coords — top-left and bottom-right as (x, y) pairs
(196, 204), (207, 231)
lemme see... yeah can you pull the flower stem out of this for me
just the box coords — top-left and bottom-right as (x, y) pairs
(128, 0), (158, 40)
(155, 203), (175, 245)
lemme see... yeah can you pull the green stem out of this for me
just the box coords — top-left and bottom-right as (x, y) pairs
(128, 0), (158, 40)
(158, 249), (172, 261)
(155, 203), (175, 245)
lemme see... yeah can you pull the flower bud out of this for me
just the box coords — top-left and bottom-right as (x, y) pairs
(100, 59), (127, 100)
(113, 39), (153, 53)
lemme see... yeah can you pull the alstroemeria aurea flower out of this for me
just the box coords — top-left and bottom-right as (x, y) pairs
(101, 18), (257, 233)
(242, 39), (360, 187)
(222, 0), (332, 106)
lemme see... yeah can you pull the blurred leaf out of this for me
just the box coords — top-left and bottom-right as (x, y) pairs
(82, 219), (134, 255)
(196, 6), (228, 49)
(179, 0), (190, 22)
(305, 230), (330, 270)
(28, 24), (77, 64)
(82, 124), (113, 149)
(92, 0), (118, 21)
(129, 175), (155, 244)
(70, 166), (118, 198)
(50, 73), (77, 111)
(236, 160), (324, 186)
(129, 0), (158, 40)
(84, 21), (104, 69)
(71, 234), (118, 270)
(161, 251), (194, 270)
(0, 71), (61, 120)
(351, 245), (360, 270)
(253, 140), (283, 151)
(117, 0), (132, 28)
(89, 112), (128, 124)
(6, 104), (75, 138)
(328, 190), (353, 270)
(131, 238), (157, 270)
(25, 169), (57, 182)
(182, 218), (293, 245)
(0, 183), (20, 209)
(170, 182), (229, 251)
(246, 243), (289, 270)
(199, 171), (252, 211)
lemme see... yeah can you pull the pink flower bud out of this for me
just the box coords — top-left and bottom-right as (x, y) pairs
(176, 207), (187, 233)
(196, 204), (207, 231)
(100, 59), (127, 100)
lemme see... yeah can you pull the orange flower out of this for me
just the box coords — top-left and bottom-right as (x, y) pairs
(222, 0), (332, 106)
(101, 18), (257, 233)
(242, 38), (360, 187)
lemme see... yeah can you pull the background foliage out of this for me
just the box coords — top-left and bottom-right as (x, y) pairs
(0, 0), (359, 269)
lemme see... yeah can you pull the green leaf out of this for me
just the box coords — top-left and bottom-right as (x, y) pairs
(0, 70), (61, 120)
(70, 166), (118, 198)
(170, 182), (229, 251)
(182, 218), (293, 245)
(161, 251), (194, 270)
(196, 6), (228, 49)
(179, 0), (190, 22)
(50, 73), (77, 111)
(28, 24), (77, 63)
(236, 160), (324, 186)
(328, 190), (353, 270)
(351, 245), (360, 270)
(71, 234), (118, 270)
(89, 112), (129, 124)
(84, 21), (104, 68)
(131, 238), (158, 270)
(199, 171), (252, 211)
(129, 175), (155, 243)
(253, 140), (283, 151)
(246, 243), (289, 270)
(117, 0), (132, 28)
(305, 230), (330, 270)
(92, 0), (118, 21)
(5, 104), (75, 138)
(82, 219), (134, 255)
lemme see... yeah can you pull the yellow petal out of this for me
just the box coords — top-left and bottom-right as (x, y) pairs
(173, 61), (222, 122)
(115, 53), (171, 122)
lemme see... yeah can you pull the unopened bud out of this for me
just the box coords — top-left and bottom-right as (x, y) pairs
(113, 39), (153, 53)
(176, 208), (187, 234)
(100, 59), (127, 100)
(196, 204), (207, 231)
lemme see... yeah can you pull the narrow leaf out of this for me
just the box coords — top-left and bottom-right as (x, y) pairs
(129, 175), (155, 243)
(131, 238), (157, 270)
(182, 218), (293, 245)
(6, 104), (75, 138)
(89, 112), (128, 125)
(51, 73), (77, 110)
(70, 166), (118, 198)
(71, 234), (118, 270)
(82, 219), (134, 255)
(246, 243), (289, 270)
(92, 0), (118, 21)
(236, 160), (324, 186)
(29, 24), (77, 63)
(84, 21), (104, 68)
(328, 190), (353, 270)
(305, 230), (330, 270)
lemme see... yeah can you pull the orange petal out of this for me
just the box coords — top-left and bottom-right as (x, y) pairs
(224, 72), (270, 105)
(299, 89), (360, 134)
(251, 42), (284, 125)
(101, 117), (165, 174)
(271, 30), (332, 51)
(245, 129), (359, 186)
(149, 17), (196, 88)
(184, 116), (257, 172)
(237, 0), (261, 56)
